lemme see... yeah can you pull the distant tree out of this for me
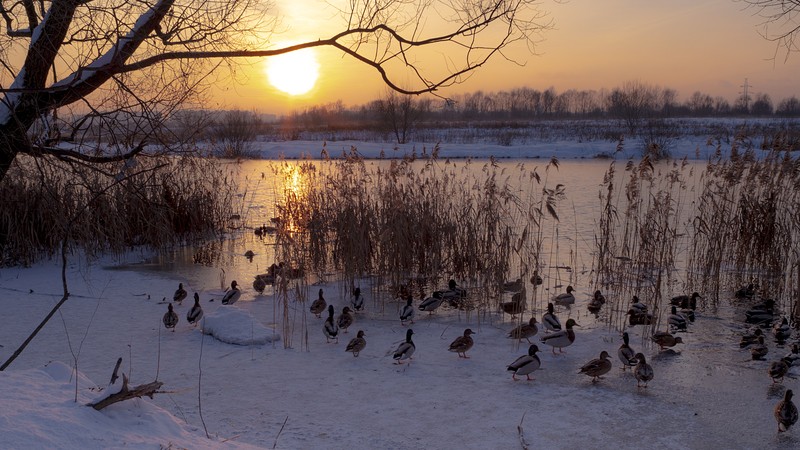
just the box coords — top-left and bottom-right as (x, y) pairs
(740, 1), (800, 59)
(0, 0), (551, 185)
(606, 80), (661, 134)
(375, 90), (431, 144)
(776, 96), (800, 117)
(751, 93), (774, 116)
(687, 91), (715, 116)
(714, 97), (732, 115)
(211, 110), (262, 158)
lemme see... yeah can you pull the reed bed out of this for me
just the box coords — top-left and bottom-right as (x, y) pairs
(0, 154), (238, 265)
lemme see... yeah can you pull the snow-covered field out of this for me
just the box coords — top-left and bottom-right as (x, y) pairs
(2, 136), (800, 449)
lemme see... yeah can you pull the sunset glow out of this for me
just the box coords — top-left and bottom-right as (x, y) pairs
(265, 48), (320, 96)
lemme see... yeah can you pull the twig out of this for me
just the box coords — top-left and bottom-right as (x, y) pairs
(517, 411), (530, 450)
(198, 328), (210, 438)
(273, 415), (289, 449)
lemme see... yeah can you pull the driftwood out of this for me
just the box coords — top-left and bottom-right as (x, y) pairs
(87, 359), (163, 411)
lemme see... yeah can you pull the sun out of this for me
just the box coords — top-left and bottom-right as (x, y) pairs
(265, 48), (320, 96)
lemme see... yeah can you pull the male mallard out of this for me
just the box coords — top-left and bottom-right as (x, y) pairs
(501, 291), (525, 318)
(553, 285), (575, 307)
(668, 306), (688, 332)
(310, 289), (327, 318)
(419, 291), (445, 314)
(345, 330), (366, 357)
(773, 317), (791, 341)
(542, 302), (561, 332)
(775, 389), (799, 432)
(448, 328), (476, 358)
(540, 318), (579, 354)
(186, 293), (204, 325)
(739, 328), (763, 348)
(393, 329), (415, 364)
(173, 283), (187, 305)
(630, 295), (648, 314)
(221, 280), (241, 305)
(618, 331), (638, 371)
(252, 276), (267, 295)
(508, 317), (538, 343)
(670, 292), (701, 309)
(399, 295), (415, 325)
(750, 335), (768, 360)
(337, 306), (354, 333)
(579, 350), (612, 382)
(163, 303), (178, 331)
(351, 287), (365, 312)
(769, 358), (791, 384)
(633, 353), (654, 388)
(507, 344), (541, 381)
(323, 305), (339, 343)
(651, 331), (683, 351)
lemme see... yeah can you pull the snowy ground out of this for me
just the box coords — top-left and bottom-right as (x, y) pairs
(1, 251), (799, 449)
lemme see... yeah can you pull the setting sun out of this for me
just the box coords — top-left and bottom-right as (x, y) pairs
(265, 48), (319, 96)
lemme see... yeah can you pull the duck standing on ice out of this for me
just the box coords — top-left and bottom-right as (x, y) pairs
(163, 303), (178, 331)
(186, 293), (204, 326)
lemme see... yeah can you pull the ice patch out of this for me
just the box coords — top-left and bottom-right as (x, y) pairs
(202, 306), (281, 345)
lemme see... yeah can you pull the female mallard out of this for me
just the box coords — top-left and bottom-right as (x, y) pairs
(670, 292), (701, 310)
(173, 283), (187, 305)
(507, 344), (541, 381)
(587, 290), (605, 314)
(310, 289), (327, 318)
(503, 278), (524, 293)
(618, 332), (638, 371)
(252, 276), (267, 295)
(345, 330), (366, 357)
(784, 344), (800, 367)
(508, 317), (538, 343)
(775, 389), (799, 432)
(630, 296), (648, 314)
(163, 303), (178, 331)
(501, 291), (525, 318)
(393, 329), (415, 364)
(579, 350), (612, 382)
(323, 305), (339, 343)
(769, 358), (791, 384)
(668, 306), (688, 332)
(448, 329), (476, 358)
(750, 335), (768, 360)
(745, 299), (774, 324)
(739, 328), (763, 348)
(633, 353), (654, 388)
(735, 283), (757, 299)
(419, 291), (445, 314)
(651, 331), (683, 351)
(774, 317), (791, 341)
(351, 287), (365, 312)
(530, 271), (543, 286)
(337, 307), (354, 333)
(399, 295), (415, 326)
(221, 280), (241, 305)
(553, 285), (575, 307)
(186, 293), (204, 325)
(540, 318), (579, 354)
(542, 302), (561, 332)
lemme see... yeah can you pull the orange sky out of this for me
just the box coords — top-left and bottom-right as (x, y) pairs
(211, 0), (800, 114)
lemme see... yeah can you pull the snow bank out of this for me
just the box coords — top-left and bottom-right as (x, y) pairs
(202, 306), (281, 345)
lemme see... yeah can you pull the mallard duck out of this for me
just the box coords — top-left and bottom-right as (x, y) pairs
(448, 329), (476, 358)
(323, 305), (339, 343)
(530, 271), (543, 286)
(775, 389), (799, 432)
(186, 293), (204, 325)
(221, 280), (241, 305)
(400, 295), (415, 325)
(337, 306), (354, 333)
(419, 292), (445, 314)
(769, 358), (791, 383)
(503, 278), (524, 293)
(310, 289), (327, 318)
(745, 299), (774, 324)
(651, 331), (683, 351)
(735, 283), (757, 299)
(630, 296), (648, 314)
(750, 335), (768, 360)
(501, 291), (525, 318)
(774, 317), (791, 341)
(579, 351), (612, 382)
(507, 344), (541, 381)
(351, 287), (365, 312)
(442, 279), (468, 307)
(252, 276), (267, 294)
(668, 306), (688, 332)
(784, 344), (800, 367)
(633, 353), (654, 388)
(587, 290), (605, 314)
(553, 285), (576, 307)
(393, 329), (415, 364)
(542, 302), (561, 332)
(670, 292), (701, 309)
(618, 332), (638, 371)
(540, 318), (579, 354)
(345, 330), (366, 357)
(508, 317), (538, 343)
(173, 283), (187, 305)
(163, 303), (178, 331)
(739, 328), (764, 348)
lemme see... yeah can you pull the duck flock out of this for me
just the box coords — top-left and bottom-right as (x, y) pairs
(161, 275), (799, 435)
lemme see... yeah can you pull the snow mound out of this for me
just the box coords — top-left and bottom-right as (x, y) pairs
(202, 306), (281, 345)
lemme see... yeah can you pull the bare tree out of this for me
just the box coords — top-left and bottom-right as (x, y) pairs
(740, 0), (800, 59)
(0, 0), (552, 183)
(375, 90), (430, 144)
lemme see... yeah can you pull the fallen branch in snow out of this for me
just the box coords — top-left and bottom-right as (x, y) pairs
(517, 411), (530, 450)
(87, 359), (163, 410)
